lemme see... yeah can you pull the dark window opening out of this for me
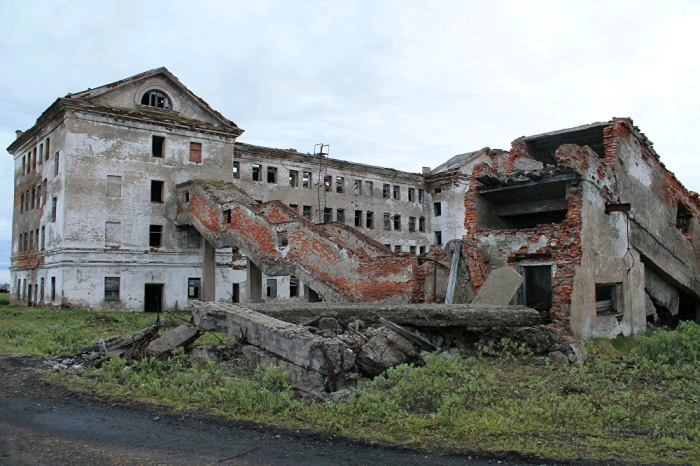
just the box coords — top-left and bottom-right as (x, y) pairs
(290, 276), (299, 297)
(420, 246), (427, 255)
(188, 278), (201, 300)
(324, 208), (332, 223)
(224, 209), (232, 223)
(105, 277), (120, 301)
(51, 197), (57, 222)
(434, 202), (442, 216)
(595, 283), (620, 315)
(355, 210), (362, 227)
(382, 183), (390, 198)
(384, 244), (391, 250)
(419, 216), (426, 232)
(336, 176), (344, 193)
(38, 143), (43, 165)
(252, 165), (261, 181)
(303, 171), (311, 188)
(393, 214), (401, 230)
(434, 187), (442, 194)
(289, 170), (298, 187)
(307, 287), (322, 302)
(516, 265), (553, 314)
(267, 166), (277, 183)
(182, 190), (190, 203)
(22, 156), (26, 175)
(366, 181), (374, 196)
(324, 175), (332, 192)
(418, 188), (425, 203)
(408, 216), (416, 231)
(393, 185), (400, 200)
(277, 231), (288, 248)
(366, 211), (374, 229)
(410, 246), (416, 254)
(149, 225), (163, 247)
(289, 204), (298, 212)
(677, 203), (692, 235)
(354, 179), (362, 195)
(20, 194), (24, 214)
(152, 136), (164, 158)
(232, 283), (240, 303)
(233, 161), (240, 178)
(266, 279), (277, 298)
(50, 277), (56, 301)
(336, 208), (345, 223)
(144, 284), (163, 312)
(477, 181), (569, 229)
(54, 152), (60, 175)
(394, 245), (401, 252)
(150, 180), (164, 202)
(302, 205), (312, 220)
(408, 188), (416, 202)
(141, 89), (172, 109)
(435, 231), (442, 246)
(383, 213), (391, 230)
(45, 138), (50, 160)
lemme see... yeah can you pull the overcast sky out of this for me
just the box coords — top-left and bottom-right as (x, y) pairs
(2, 0), (700, 283)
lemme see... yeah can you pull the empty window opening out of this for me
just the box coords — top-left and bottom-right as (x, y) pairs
(355, 210), (362, 227)
(435, 231), (443, 246)
(290, 276), (300, 297)
(231, 161), (240, 178)
(336, 176), (345, 193)
(182, 190), (190, 203)
(383, 213), (391, 230)
(394, 245), (402, 252)
(303, 205), (312, 220)
(307, 287), (321, 302)
(38, 143), (43, 165)
(40, 278), (45, 302)
(29, 232), (33, 251)
(54, 152), (60, 175)
(596, 283), (621, 315)
(141, 89), (172, 109)
(20, 193), (24, 214)
(354, 179), (362, 195)
(51, 277), (56, 301)
(45, 138), (50, 160)
(409, 216), (416, 232)
(188, 278), (201, 300)
(105, 277), (120, 301)
(366, 181), (374, 196)
(231, 283), (240, 303)
(419, 246), (427, 255)
(267, 166), (277, 183)
(676, 203), (692, 235)
(419, 216), (426, 232)
(51, 197), (57, 222)
(393, 185), (400, 200)
(434, 202), (442, 216)
(408, 188), (416, 202)
(224, 209), (232, 223)
(22, 156), (26, 175)
(516, 265), (553, 314)
(366, 211), (374, 229)
(189, 142), (202, 163)
(289, 170), (299, 187)
(393, 214), (401, 230)
(277, 231), (288, 248)
(382, 183), (390, 199)
(303, 171), (312, 188)
(30, 189), (35, 210)
(289, 204), (298, 212)
(150, 180), (164, 202)
(149, 225), (163, 247)
(324, 175), (332, 192)
(384, 244), (391, 250)
(252, 164), (261, 181)
(40, 226), (45, 250)
(32, 147), (36, 171)
(410, 246), (417, 254)
(42, 179), (47, 206)
(105, 222), (121, 247)
(324, 208), (333, 223)
(434, 187), (442, 194)
(152, 136), (164, 158)
(336, 209), (345, 223)
(419, 189), (425, 203)
(266, 279), (278, 298)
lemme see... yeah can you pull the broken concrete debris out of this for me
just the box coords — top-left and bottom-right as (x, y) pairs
(471, 267), (524, 306)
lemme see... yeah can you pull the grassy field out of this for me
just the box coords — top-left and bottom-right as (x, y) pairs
(2, 298), (699, 464)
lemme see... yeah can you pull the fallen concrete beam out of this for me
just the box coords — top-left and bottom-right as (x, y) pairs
(191, 302), (355, 375)
(471, 267), (524, 306)
(145, 324), (201, 357)
(243, 303), (541, 328)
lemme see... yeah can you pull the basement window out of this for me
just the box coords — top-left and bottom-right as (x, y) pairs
(104, 277), (120, 301)
(149, 225), (163, 247)
(383, 213), (391, 230)
(434, 202), (442, 216)
(267, 166), (277, 183)
(336, 176), (345, 193)
(366, 211), (374, 229)
(676, 203), (692, 235)
(152, 136), (164, 158)
(336, 208), (345, 223)
(383, 183), (390, 198)
(233, 161), (240, 179)
(188, 278), (201, 300)
(324, 208), (332, 223)
(289, 170), (298, 187)
(150, 180), (164, 202)
(355, 210), (362, 227)
(393, 214), (401, 230)
(266, 279), (277, 298)
(252, 165), (261, 181)
(141, 90), (172, 109)
(290, 276), (300, 297)
(354, 179), (362, 195)
(303, 171), (311, 188)
(596, 283), (620, 315)
(277, 231), (288, 248)
(302, 205), (312, 220)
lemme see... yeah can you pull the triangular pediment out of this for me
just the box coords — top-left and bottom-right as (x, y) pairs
(67, 67), (239, 129)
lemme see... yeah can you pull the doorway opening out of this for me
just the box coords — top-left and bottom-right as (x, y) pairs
(144, 284), (164, 312)
(516, 265), (553, 315)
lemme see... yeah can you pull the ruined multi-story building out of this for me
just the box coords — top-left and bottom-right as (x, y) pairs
(8, 67), (700, 338)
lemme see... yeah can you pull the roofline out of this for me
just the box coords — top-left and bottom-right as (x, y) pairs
(519, 121), (610, 142)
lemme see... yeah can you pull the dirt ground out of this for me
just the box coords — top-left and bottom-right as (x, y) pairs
(0, 355), (570, 465)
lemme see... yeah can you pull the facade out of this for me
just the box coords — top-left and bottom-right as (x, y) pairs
(7, 68), (700, 339)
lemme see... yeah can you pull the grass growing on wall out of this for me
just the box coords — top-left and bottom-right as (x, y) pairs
(2, 303), (700, 464)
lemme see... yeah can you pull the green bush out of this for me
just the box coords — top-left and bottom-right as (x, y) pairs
(632, 321), (700, 366)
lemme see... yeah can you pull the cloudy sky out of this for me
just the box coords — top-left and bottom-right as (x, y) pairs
(1, 0), (700, 282)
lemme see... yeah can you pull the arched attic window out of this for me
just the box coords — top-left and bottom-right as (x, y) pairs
(140, 89), (172, 109)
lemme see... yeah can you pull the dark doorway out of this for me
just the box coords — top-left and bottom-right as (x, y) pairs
(144, 284), (164, 312)
(516, 265), (553, 314)
(306, 286), (322, 303)
(232, 283), (240, 303)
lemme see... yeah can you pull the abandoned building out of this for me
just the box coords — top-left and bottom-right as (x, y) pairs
(8, 67), (700, 339)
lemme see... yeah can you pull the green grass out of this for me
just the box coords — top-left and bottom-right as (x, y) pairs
(3, 304), (700, 463)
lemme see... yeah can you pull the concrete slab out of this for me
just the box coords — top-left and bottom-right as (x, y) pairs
(145, 323), (201, 357)
(471, 267), (524, 306)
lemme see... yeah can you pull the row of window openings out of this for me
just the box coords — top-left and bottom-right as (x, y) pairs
(21, 139), (58, 176)
(236, 162), (425, 202)
(16, 277), (56, 302)
(151, 136), (202, 163)
(105, 177), (165, 202)
(383, 244), (429, 255)
(380, 232), (441, 247)
(18, 227), (46, 252)
(104, 277), (205, 302)
(104, 223), (202, 249)
(20, 181), (48, 213)
(265, 277), (301, 299)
